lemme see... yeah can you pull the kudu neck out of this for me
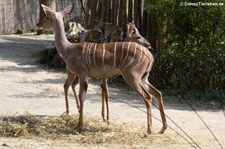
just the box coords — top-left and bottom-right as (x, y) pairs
(53, 17), (71, 57)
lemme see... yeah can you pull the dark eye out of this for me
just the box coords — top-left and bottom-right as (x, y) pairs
(45, 16), (50, 19)
(132, 29), (136, 34)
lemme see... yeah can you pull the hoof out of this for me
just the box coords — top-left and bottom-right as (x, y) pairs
(77, 108), (80, 113)
(102, 118), (110, 124)
(147, 128), (152, 134)
(159, 127), (166, 134)
(62, 111), (71, 116)
(75, 125), (84, 133)
(78, 128), (84, 133)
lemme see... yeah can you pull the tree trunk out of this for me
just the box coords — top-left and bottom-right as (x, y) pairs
(79, 0), (88, 16)
(128, 0), (133, 23)
(118, 0), (123, 26)
(106, 0), (112, 22)
(142, 10), (148, 37)
(113, 0), (119, 25)
(120, 0), (128, 27)
(134, 0), (144, 32)
(101, 0), (106, 22)
(134, 0), (139, 27)
(89, 0), (97, 28)
(84, 0), (91, 28)
(109, 0), (113, 23)
(80, 0), (151, 41)
(147, 13), (157, 50)
(97, 0), (102, 22)
(111, 0), (115, 24)
(140, 0), (144, 34)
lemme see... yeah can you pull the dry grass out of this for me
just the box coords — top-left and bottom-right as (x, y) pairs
(0, 113), (176, 147)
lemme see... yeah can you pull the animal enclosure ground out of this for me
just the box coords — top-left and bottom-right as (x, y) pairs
(0, 34), (224, 149)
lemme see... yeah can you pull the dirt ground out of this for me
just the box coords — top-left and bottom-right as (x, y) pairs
(0, 34), (224, 149)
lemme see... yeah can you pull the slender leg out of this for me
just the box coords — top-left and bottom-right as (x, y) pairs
(101, 78), (109, 123)
(143, 96), (153, 133)
(149, 84), (167, 133)
(71, 76), (80, 111)
(122, 73), (153, 134)
(101, 81), (106, 121)
(149, 97), (152, 126)
(104, 79), (109, 123)
(144, 81), (167, 134)
(64, 70), (76, 115)
(76, 76), (88, 133)
(140, 86), (154, 134)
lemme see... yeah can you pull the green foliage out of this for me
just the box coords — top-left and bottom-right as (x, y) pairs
(146, 0), (225, 97)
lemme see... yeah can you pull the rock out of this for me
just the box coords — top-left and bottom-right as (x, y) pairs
(2, 143), (10, 147)
(66, 22), (86, 37)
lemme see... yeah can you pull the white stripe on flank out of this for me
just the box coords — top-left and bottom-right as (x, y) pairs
(121, 42), (131, 66)
(93, 43), (97, 67)
(86, 43), (92, 64)
(83, 42), (87, 62)
(134, 45), (143, 69)
(124, 43), (137, 68)
(144, 46), (146, 55)
(138, 46), (147, 67)
(102, 43), (106, 71)
(120, 42), (125, 64)
(113, 42), (117, 69)
(88, 43), (94, 64)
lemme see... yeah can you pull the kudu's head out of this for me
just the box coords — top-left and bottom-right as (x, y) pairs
(37, 4), (74, 29)
(126, 23), (141, 38)
(126, 23), (152, 49)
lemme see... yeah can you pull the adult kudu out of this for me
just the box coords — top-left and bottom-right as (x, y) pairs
(62, 23), (153, 123)
(37, 3), (167, 134)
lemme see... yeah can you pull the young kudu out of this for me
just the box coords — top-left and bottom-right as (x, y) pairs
(38, 4), (167, 134)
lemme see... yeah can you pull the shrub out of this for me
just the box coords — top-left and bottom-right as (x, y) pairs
(146, 0), (225, 96)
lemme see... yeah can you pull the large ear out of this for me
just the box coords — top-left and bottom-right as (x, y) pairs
(132, 23), (141, 37)
(41, 4), (55, 16)
(61, 3), (74, 17)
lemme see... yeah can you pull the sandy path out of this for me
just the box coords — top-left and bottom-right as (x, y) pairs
(0, 34), (224, 148)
